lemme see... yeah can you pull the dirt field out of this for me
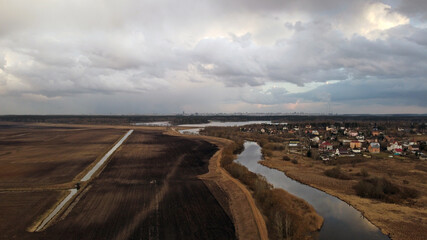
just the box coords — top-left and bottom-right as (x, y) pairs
(0, 123), (128, 239)
(0, 191), (63, 239)
(173, 131), (268, 240)
(260, 150), (427, 240)
(0, 123), (126, 189)
(24, 130), (236, 240)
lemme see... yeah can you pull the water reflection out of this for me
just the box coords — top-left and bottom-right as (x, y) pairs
(132, 121), (171, 126)
(179, 120), (273, 127)
(235, 141), (389, 240)
(178, 128), (202, 135)
(178, 121), (276, 135)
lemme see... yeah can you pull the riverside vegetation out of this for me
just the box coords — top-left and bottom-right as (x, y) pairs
(202, 127), (323, 240)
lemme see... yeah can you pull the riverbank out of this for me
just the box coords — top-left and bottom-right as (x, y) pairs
(260, 152), (427, 240)
(166, 129), (268, 240)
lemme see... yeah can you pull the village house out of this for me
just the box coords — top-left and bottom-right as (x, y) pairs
(350, 140), (362, 149)
(387, 141), (402, 152)
(348, 131), (358, 137)
(335, 148), (353, 157)
(409, 145), (420, 152)
(369, 142), (381, 153)
(310, 136), (320, 143)
(372, 128), (380, 136)
(326, 126), (337, 132)
(352, 148), (362, 153)
(289, 139), (300, 147)
(356, 135), (365, 140)
(319, 141), (333, 152)
(394, 148), (403, 155)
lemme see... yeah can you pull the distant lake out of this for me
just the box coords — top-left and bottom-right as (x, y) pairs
(132, 121), (171, 126)
(177, 120), (277, 134)
(178, 120), (273, 127)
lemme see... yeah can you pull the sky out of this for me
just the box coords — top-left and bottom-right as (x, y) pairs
(0, 0), (426, 115)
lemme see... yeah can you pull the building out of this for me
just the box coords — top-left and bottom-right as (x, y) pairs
(372, 130), (380, 136)
(326, 126), (336, 132)
(348, 131), (358, 137)
(319, 141), (333, 152)
(409, 145), (420, 152)
(289, 139), (300, 147)
(394, 148), (403, 155)
(369, 142), (381, 153)
(350, 140), (362, 149)
(310, 136), (320, 143)
(336, 148), (353, 157)
(387, 141), (402, 152)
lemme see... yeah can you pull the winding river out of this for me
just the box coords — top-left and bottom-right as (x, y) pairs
(235, 141), (389, 240)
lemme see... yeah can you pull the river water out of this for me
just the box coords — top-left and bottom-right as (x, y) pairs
(235, 141), (389, 240)
(178, 121), (274, 134)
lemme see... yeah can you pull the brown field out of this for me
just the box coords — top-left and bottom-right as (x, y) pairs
(22, 130), (235, 240)
(0, 123), (126, 189)
(260, 149), (427, 240)
(169, 131), (267, 240)
(0, 191), (63, 239)
(0, 123), (269, 240)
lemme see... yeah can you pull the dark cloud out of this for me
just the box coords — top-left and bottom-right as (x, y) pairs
(396, 0), (427, 19)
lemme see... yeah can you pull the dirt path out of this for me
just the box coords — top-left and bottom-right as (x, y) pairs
(167, 130), (268, 240)
(32, 130), (133, 232)
(37, 130), (235, 240)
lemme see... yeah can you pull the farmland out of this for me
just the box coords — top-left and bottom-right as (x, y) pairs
(0, 124), (236, 240)
(37, 130), (235, 240)
(0, 123), (126, 188)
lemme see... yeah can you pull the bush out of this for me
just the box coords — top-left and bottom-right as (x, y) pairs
(291, 159), (298, 164)
(324, 166), (350, 180)
(262, 149), (273, 158)
(220, 140), (317, 239)
(263, 143), (285, 151)
(353, 177), (419, 203)
(282, 155), (291, 161)
(306, 150), (312, 158)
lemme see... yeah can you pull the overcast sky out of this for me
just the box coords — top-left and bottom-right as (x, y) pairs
(0, 0), (426, 114)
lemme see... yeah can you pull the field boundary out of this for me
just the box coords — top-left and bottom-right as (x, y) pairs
(29, 129), (134, 232)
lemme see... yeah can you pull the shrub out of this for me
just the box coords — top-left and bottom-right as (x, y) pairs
(353, 177), (419, 203)
(306, 150), (312, 158)
(262, 149), (273, 158)
(282, 155), (291, 161)
(291, 159), (298, 164)
(324, 166), (350, 180)
(263, 143), (285, 151)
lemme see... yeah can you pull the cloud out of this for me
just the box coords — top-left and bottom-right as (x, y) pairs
(396, 0), (427, 20)
(0, 0), (426, 114)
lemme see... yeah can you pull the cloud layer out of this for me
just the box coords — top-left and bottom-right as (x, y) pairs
(0, 0), (426, 114)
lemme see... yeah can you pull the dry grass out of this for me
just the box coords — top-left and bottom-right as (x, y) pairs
(260, 149), (427, 240)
